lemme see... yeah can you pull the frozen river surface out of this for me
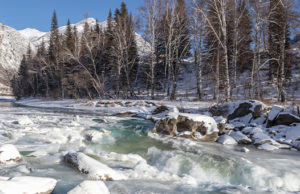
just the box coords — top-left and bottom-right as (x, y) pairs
(0, 98), (300, 194)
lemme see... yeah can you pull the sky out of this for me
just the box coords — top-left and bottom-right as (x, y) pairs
(0, 0), (142, 32)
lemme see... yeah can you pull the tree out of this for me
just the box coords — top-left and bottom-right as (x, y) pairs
(65, 19), (75, 53)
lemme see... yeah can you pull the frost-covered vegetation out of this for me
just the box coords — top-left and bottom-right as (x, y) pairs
(9, 0), (300, 103)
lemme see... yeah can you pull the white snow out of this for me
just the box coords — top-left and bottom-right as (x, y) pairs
(67, 181), (110, 194)
(65, 152), (127, 181)
(179, 113), (219, 134)
(217, 134), (237, 145)
(267, 105), (284, 121)
(258, 143), (279, 151)
(0, 176), (57, 194)
(230, 131), (252, 144)
(0, 144), (21, 164)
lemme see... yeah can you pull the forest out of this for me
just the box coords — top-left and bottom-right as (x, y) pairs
(11, 0), (300, 103)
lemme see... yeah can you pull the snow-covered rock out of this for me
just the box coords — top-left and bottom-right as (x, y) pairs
(0, 144), (21, 164)
(83, 129), (110, 143)
(252, 132), (274, 145)
(266, 105), (284, 127)
(242, 127), (263, 135)
(153, 113), (219, 142)
(67, 181), (110, 194)
(210, 100), (264, 121)
(272, 112), (300, 126)
(217, 134), (237, 145)
(64, 152), (127, 181)
(258, 143), (279, 151)
(235, 147), (250, 153)
(230, 131), (252, 144)
(0, 176), (57, 194)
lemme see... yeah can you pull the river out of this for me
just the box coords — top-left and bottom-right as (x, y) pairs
(0, 97), (299, 194)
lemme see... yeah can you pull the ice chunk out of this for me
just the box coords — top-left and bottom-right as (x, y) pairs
(217, 134), (237, 145)
(64, 152), (127, 181)
(0, 176), (57, 194)
(0, 144), (21, 164)
(67, 181), (110, 194)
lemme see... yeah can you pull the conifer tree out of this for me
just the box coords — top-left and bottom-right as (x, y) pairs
(48, 10), (60, 62)
(65, 19), (75, 53)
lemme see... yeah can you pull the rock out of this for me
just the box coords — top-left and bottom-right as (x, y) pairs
(272, 112), (300, 126)
(67, 181), (110, 194)
(227, 101), (263, 120)
(0, 176), (57, 194)
(152, 106), (169, 115)
(252, 132), (274, 145)
(235, 147), (250, 153)
(266, 105), (284, 127)
(230, 131), (252, 144)
(115, 112), (137, 117)
(214, 116), (227, 134)
(153, 113), (219, 142)
(257, 143), (279, 151)
(217, 134), (237, 145)
(292, 141), (300, 151)
(64, 152), (126, 181)
(0, 144), (22, 164)
(83, 130), (110, 143)
(242, 127), (263, 135)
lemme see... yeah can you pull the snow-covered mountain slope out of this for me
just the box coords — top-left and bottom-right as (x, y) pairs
(20, 18), (150, 56)
(19, 28), (46, 42)
(0, 24), (36, 70)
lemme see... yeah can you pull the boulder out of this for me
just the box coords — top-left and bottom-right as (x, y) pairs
(214, 116), (227, 134)
(83, 130), (110, 143)
(0, 176), (57, 194)
(252, 132), (273, 145)
(266, 105), (284, 127)
(67, 181), (110, 194)
(217, 134), (237, 145)
(153, 113), (219, 142)
(230, 131), (252, 144)
(64, 152), (126, 181)
(272, 112), (300, 126)
(152, 106), (169, 115)
(0, 144), (22, 164)
(228, 101), (263, 120)
(257, 143), (279, 151)
(115, 112), (137, 117)
(235, 147), (250, 153)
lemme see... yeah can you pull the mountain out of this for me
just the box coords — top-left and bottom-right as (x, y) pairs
(0, 24), (36, 71)
(22, 18), (150, 55)
(19, 28), (46, 42)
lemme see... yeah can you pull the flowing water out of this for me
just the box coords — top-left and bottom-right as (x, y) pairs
(0, 97), (300, 194)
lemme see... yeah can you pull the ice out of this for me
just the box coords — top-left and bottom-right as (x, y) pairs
(0, 176), (57, 194)
(64, 152), (127, 181)
(217, 134), (237, 145)
(0, 144), (21, 164)
(258, 143), (279, 151)
(67, 181), (110, 194)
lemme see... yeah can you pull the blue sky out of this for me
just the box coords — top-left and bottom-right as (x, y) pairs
(0, 0), (142, 32)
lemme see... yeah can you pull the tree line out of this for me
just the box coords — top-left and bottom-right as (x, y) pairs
(12, 0), (299, 102)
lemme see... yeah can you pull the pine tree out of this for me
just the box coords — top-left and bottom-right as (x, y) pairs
(48, 10), (60, 62)
(65, 19), (75, 53)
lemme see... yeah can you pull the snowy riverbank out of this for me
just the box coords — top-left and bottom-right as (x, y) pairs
(14, 97), (300, 152)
